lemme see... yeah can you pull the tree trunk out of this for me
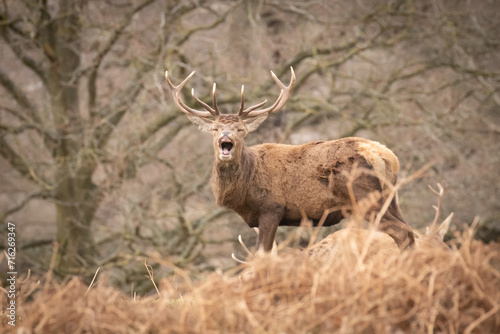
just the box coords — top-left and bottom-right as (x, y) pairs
(55, 169), (100, 273)
(41, 0), (98, 273)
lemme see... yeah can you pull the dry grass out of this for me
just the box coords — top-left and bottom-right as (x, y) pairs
(1, 226), (499, 334)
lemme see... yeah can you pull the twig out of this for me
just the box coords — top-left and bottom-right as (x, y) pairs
(19, 269), (31, 284)
(85, 267), (100, 296)
(428, 182), (445, 229)
(374, 161), (436, 228)
(43, 242), (59, 295)
(143, 259), (161, 298)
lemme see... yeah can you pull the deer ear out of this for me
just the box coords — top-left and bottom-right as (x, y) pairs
(187, 115), (214, 133)
(243, 114), (269, 132)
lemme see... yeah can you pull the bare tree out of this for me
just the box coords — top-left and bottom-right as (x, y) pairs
(0, 0), (236, 273)
(1, 0), (499, 281)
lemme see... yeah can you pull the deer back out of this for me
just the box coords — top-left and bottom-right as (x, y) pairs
(308, 228), (401, 265)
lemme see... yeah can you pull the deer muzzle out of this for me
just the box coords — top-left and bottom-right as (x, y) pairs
(218, 134), (235, 161)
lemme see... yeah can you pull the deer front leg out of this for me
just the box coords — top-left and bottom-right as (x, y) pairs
(256, 210), (282, 252)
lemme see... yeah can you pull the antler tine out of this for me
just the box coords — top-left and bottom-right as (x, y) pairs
(241, 94), (281, 118)
(237, 85), (245, 115)
(231, 253), (247, 264)
(165, 70), (216, 118)
(240, 66), (296, 119)
(238, 84), (272, 117)
(191, 88), (218, 116)
(428, 182), (445, 229)
(212, 83), (220, 116)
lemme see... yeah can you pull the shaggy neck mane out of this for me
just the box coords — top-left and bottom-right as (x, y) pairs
(211, 147), (255, 207)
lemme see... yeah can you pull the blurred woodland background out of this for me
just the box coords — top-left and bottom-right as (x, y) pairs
(0, 0), (499, 291)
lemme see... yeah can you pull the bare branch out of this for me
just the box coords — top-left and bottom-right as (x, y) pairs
(137, 113), (180, 144)
(92, 77), (146, 149)
(0, 135), (32, 178)
(175, 3), (237, 46)
(0, 98), (57, 149)
(0, 68), (39, 122)
(1, 26), (47, 85)
(0, 134), (53, 189)
(145, 117), (191, 159)
(81, 0), (156, 114)
(279, 39), (360, 78)
(20, 239), (54, 250)
(0, 121), (56, 141)
(0, 189), (51, 222)
(0, 105), (31, 123)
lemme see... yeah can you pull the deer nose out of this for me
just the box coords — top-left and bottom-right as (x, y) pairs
(221, 131), (231, 138)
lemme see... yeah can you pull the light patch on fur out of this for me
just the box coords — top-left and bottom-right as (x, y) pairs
(356, 141), (400, 189)
(308, 228), (400, 264)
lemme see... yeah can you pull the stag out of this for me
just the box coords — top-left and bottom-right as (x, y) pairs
(164, 68), (415, 252)
(308, 207), (452, 265)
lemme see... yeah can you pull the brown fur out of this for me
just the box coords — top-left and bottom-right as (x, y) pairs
(307, 213), (451, 265)
(308, 228), (401, 264)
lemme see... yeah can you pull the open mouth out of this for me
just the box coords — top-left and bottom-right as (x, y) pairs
(219, 137), (235, 160)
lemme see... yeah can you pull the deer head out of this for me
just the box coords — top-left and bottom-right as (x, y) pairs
(165, 68), (296, 162)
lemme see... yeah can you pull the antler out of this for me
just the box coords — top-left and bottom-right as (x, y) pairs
(165, 71), (220, 117)
(237, 67), (296, 119)
(165, 67), (295, 119)
(231, 234), (254, 264)
(428, 182), (445, 228)
(231, 228), (278, 264)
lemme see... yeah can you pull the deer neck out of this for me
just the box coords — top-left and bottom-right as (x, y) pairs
(211, 146), (255, 207)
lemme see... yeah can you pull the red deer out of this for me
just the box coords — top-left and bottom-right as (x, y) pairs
(231, 215), (450, 266)
(232, 184), (451, 265)
(307, 212), (452, 265)
(307, 228), (401, 264)
(164, 68), (415, 252)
